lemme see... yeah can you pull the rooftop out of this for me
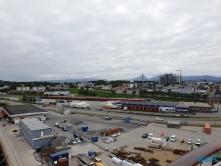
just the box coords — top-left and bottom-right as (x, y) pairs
(184, 102), (211, 108)
(20, 118), (51, 131)
(1, 104), (48, 117)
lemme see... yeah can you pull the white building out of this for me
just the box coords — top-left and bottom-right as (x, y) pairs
(16, 86), (30, 91)
(44, 91), (70, 95)
(32, 86), (45, 91)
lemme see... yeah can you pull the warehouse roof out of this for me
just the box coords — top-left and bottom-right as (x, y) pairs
(1, 104), (48, 117)
(184, 102), (211, 108)
(20, 118), (51, 131)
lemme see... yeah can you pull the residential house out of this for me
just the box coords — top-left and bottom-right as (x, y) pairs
(32, 85), (45, 91)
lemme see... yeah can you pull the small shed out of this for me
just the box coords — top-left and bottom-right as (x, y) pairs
(204, 123), (211, 134)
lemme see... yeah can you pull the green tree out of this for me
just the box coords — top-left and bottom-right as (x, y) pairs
(132, 90), (136, 96)
(112, 90), (116, 95)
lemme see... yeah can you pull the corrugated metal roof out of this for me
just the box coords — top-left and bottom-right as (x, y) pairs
(20, 118), (51, 131)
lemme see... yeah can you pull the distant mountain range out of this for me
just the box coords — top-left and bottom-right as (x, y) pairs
(47, 78), (107, 83)
(46, 75), (221, 83)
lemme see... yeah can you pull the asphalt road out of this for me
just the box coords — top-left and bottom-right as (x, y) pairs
(38, 104), (221, 125)
(3, 100), (221, 125)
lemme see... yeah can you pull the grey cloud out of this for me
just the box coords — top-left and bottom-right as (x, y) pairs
(0, 0), (221, 81)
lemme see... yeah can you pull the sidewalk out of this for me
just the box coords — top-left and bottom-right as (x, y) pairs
(0, 119), (40, 166)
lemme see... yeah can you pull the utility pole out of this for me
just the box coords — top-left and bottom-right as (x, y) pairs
(176, 69), (183, 84)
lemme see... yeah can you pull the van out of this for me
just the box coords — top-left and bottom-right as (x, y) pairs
(170, 135), (176, 142)
(39, 117), (46, 121)
(123, 107), (128, 111)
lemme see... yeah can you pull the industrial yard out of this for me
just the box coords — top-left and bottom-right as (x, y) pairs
(1, 103), (221, 166)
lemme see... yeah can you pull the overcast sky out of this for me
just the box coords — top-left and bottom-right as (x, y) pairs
(0, 0), (221, 81)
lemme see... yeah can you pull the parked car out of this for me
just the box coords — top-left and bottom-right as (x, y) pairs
(190, 112), (196, 115)
(170, 135), (176, 142)
(156, 117), (163, 121)
(62, 126), (68, 131)
(195, 139), (201, 146)
(76, 138), (81, 143)
(80, 137), (87, 142)
(142, 133), (148, 138)
(164, 136), (169, 141)
(187, 139), (192, 145)
(54, 122), (59, 126)
(45, 117), (51, 120)
(203, 141), (208, 146)
(70, 139), (77, 145)
(57, 124), (63, 129)
(148, 133), (153, 139)
(73, 133), (81, 138)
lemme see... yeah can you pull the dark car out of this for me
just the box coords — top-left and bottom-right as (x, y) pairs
(203, 141), (208, 146)
(73, 133), (81, 138)
(164, 136), (169, 141)
(79, 137), (87, 142)
(142, 133), (148, 138)
(190, 112), (196, 115)
(62, 126), (68, 131)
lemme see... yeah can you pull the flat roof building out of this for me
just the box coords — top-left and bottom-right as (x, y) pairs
(1, 104), (48, 123)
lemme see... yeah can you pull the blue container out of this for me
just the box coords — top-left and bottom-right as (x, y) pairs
(60, 100), (65, 103)
(36, 98), (42, 101)
(91, 136), (98, 142)
(82, 126), (88, 131)
(50, 151), (69, 161)
(124, 117), (131, 123)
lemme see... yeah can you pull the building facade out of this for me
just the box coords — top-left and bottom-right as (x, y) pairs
(159, 74), (180, 84)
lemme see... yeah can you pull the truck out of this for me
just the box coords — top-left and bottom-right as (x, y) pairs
(69, 101), (90, 109)
(159, 107), (175, 113)
(151, 137), (166, 147)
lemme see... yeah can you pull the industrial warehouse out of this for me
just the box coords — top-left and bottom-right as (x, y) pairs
(1, 104), (48, 124)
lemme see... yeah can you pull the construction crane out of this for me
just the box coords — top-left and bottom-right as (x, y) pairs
(176, 68), (183, 84)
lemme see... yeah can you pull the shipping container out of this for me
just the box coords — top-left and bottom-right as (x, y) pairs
(18, 97), (23, 101)
(49, 102), (56, 105)
(56, 100), (60, 103)
(50, 151), (69, 161)
(124, 117), (131, 123)
(82, 126), (88, 131)
(91, 136), (98, 142)
(204, 123), (211, 134)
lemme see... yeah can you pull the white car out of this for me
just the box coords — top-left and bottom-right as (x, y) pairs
(170, 135), (176, 142)
(70, 139), (77, 145)
(156, 117), (163, 121)
(54, 122), (59, 126)
(148, 133), (153, 139)
(187, 139), (192, 145)
(195, 139), (201, 146)
(76, 138), (81, 143)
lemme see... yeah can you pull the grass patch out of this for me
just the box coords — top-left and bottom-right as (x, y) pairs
(68, 88), (206, 102)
